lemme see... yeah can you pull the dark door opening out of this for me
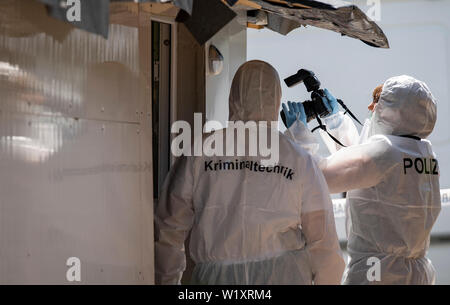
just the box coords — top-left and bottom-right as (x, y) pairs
(152, 21), (172, 201)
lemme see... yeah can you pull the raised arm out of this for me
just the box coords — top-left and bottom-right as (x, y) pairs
(320, 136), (398, 194)
(319, 111), (361, 154)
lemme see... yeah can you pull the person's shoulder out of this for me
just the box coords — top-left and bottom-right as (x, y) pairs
(279, 132), (314, 158)
(279, 132), (320, 172)
(365, 134), (401, 161)
(367, 134), (394, 145)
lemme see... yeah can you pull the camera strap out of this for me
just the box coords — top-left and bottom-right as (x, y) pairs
(310, 99), (362, 148)
(337, 99), (363, 126)
(311, 113), (347, 148)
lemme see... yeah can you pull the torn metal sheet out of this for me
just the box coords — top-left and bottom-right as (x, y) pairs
(250, 0), (389, 48)
(266, 12), (302, 35)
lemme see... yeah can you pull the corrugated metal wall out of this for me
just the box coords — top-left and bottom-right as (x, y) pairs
(0, 0), (154, 284)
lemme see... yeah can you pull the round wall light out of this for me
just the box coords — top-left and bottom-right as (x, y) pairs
(208, 45), (224, 76)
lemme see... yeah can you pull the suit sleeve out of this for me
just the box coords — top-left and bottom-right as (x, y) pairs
(319, 112), (360, 154)
(320, 136), (398, 194)
(154, 156), (195, 285)
(300, 155), (345, 285)
(284, 120), (320, 158)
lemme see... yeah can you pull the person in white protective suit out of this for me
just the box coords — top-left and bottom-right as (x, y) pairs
(154, 60), (345, 285)
(284, 75), (441, 284)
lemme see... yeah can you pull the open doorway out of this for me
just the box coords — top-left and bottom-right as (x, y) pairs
(152, 21), (172, 201)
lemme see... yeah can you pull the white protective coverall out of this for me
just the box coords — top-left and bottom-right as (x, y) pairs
(286, 75), (441, 284)
(155, 60), (345, 285)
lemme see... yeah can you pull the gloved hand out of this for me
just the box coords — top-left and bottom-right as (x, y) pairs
(282, 101), (307, 128)
(323, 88), (340, 116)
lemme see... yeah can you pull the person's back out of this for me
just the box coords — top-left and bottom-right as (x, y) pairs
(155, 60), (345, 285)
(189, 128), (340, 284)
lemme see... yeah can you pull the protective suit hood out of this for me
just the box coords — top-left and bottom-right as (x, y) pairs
(229, 60), (282, 122)
(370, 75), (437, 139)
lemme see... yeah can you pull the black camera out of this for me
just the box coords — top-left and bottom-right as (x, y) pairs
(281, 69), (362, 147)
(281, 69), (330, 124)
